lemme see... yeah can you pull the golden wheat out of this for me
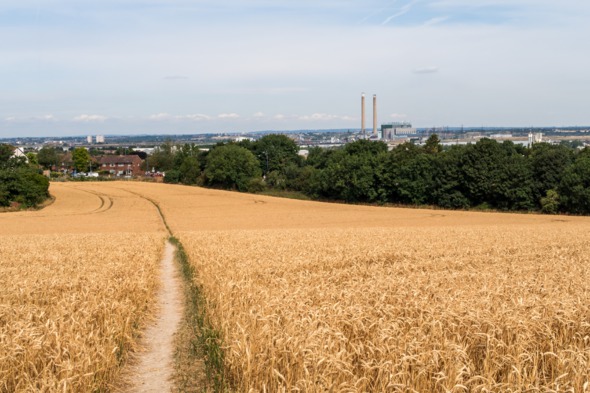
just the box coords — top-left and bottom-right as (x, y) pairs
(5, 181), (590, 392)
(109, 181), (590, 391)
(0, 182), (167, 392)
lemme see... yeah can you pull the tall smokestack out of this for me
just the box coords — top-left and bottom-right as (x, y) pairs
(373, 94), (377, 137)
(361, 93), (366, 137)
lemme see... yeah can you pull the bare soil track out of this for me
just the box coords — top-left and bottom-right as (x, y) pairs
(118, 241), (183, 393)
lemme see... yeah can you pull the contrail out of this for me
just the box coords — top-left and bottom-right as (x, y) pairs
(382, 0), (419, 25)
(357, 0), (398, 25)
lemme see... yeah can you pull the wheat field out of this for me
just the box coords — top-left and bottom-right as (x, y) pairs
(108, 182), (590, 391)
(0, 183), (167, 392)
(3, 181), (590, 391)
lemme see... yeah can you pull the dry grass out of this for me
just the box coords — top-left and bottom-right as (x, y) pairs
(0, 183), (167, 392)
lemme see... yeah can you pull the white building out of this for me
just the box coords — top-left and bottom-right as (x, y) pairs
(87, 135), (93, 144)
(528, 132), (543, 147)
(96, 135), (105, 143)
(381, 122), (417, 140)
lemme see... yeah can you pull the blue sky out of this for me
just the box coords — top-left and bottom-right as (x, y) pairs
(1, 0), (589, 137)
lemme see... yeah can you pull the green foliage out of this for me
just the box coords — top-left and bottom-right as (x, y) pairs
(383, 148), (435, 205)
(205, 144), (262, 191)
(149, 141), (176, 172)
(309, 141), (388, 203)
(0, 167), (49, 207)
(163, 169), (181, 184)
(26, 152), (39, 167)
(253, 134), (300, 175)
(540, 189), (560, 214)
(559, 155), (590, 214)
(423, 134), (442, 154)
(72, 148), (91, 173)
(37, 146), (61, 169)
(531, 143), (573, 203)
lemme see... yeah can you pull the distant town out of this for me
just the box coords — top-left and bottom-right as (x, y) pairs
(3, 125), (590, 153)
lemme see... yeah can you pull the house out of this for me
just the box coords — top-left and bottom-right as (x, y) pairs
(98, 155), (143, 176)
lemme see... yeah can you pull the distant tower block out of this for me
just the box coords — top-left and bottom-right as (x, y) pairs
(373, 94), (377, 137)
(361, 93), (366, 137)
(96, 135), (105, 144)
(87, 135), (93, 144)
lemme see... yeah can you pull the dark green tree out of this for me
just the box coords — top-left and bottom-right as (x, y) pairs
(149, 141), (176, 172)
(423, 134), (442, 154)
(37, 146), (60, 169)
(383, 143), (436, 205)
(530, 143), (573, 203)
(205, 144), (261, 191)
(253, 134), (300, 175)
(559, 155), (590, 214)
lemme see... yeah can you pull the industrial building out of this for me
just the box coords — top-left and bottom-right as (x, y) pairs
(381, 122), (417, 139)
(360, 93), (416, 141)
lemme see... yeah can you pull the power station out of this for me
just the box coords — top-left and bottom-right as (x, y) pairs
(360, 93), (416, 140)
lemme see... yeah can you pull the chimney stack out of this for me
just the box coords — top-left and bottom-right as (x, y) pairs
(361, 93), (366, 137)
(373, 94), (377, 137)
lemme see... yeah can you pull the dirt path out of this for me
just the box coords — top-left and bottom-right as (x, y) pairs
(122, 240), (183, 392)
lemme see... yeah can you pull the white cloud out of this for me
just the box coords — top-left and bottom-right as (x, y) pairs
(31, 114), (58, 121)
(299, 113), (337, 121)
(73, 114), (107, 122)
(218, 113), (240, 119)
(181, 114), (212, 121)
(252, 112), (265, 118)
(4, 116), (16, 122)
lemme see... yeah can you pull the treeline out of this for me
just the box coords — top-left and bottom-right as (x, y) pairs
(0, 144), (50, 208)
(148, 135), (590, 215)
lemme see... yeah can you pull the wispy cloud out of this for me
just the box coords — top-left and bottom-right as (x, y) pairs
(73, 114), (107, 122)
(382, 0), (418, 25)
(181, 114), (212, 121)
(31, 114), (58, 121)
(148, 113), (212, 121)
(218, 113), (240, 119)
(423, 15), (449, 26)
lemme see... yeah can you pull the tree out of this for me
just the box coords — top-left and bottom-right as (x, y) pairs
(26, 152), (39, 167)
(149, 141), (176, 172)
(311, 142), (387, 203)
(530, 143), (573, 203)
(0, 144), (49, 207)
(559, 155), (590, 214)
(383, 143), (436, 205)
(205, 144), (261, 191)
(423, 134), (442, 154)
(253, 134), (300, 175)
(37, 146), (60, 169)
(72, 148), (91, 173)
(540, 189), (560, 214)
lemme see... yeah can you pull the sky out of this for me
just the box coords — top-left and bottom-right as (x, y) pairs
(1, 0), (589, 137)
